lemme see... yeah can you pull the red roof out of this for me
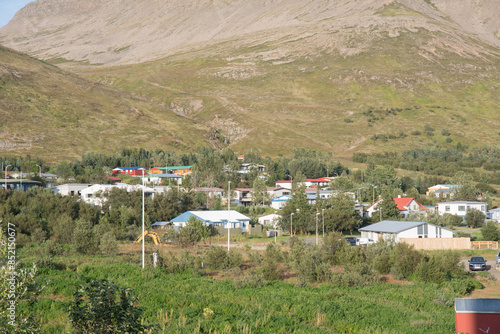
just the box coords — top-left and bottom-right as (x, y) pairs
(393, 197), (427, 211)
(276, 180), (292, 183)
(106, 176), (123, 182)
(306, 178), (330, 182)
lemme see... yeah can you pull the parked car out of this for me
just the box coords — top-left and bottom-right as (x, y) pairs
(496, 251), (500, 267)
(344, 237), (357, 246)
(468, 256), (487, 271)
(356, 238), (375, 246)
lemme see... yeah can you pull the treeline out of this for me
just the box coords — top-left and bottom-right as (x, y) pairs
(353, 146), (500, 185)
(1, 147), (348, 188)
(0, 187), (199, 248)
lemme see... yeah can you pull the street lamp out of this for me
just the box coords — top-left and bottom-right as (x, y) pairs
(290, 212), (294, 237)
(379, 207), (382, 222)
(322, 208), (325, 238)
(227, 181), (231, 251)
(141, 168), (145, 269)
(316, 212), (320, 246)
(4, 165), (11, 190)
(36, 164), (41, 177)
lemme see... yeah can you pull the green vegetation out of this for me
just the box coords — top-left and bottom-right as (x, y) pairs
(15, 238), (479, 333)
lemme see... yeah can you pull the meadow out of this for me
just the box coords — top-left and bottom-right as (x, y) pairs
(16, 238), (488, 334)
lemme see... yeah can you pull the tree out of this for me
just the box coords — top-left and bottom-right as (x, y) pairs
(69, 280), (144, 334)
(185, 216), (211, 244)
(325, 195), (361, 232)
(481, 221), (499, 241)
(465, 208), (485, 228)
(251, 177), (270, 206)
(374, 196), (402, 222)
(452, 171), (478, 201)
(368, 165), (398, 188)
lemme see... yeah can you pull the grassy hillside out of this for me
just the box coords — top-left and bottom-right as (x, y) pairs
(77, 27), (500, 158)
(0, 46), (212, 160)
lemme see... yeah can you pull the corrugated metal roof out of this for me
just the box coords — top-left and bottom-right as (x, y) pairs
(359, 220), (425, 233)
(171, 210), (251, 223)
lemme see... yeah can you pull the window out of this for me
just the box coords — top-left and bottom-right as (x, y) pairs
(458, 206), (465, 211)
(445, 206), (450, 212)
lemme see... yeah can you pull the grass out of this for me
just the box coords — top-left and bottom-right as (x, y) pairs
(23, 249), (461, 333)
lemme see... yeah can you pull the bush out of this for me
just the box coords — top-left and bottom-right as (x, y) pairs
(177, 226), (201, 246)
(373, 253), (391, 274)
(72, 220), (99, 254)
(481, 221), (499, 241)
(234, 271), (266, 289)
(69, 280), (144, 333)
(204, 247), (242, 270)
(443, 278), (482, 294)
(390, 243), (423, 279)
(99, 232), (119, 255)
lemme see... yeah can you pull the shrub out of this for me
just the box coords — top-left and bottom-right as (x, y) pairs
(72, 220), (99, 254)
(390, 243), (423, 279)
(69, 280), (144, 333)
(204, 246), (242, 270)
(443, 278), (482, 295)
(234, 271), (265, 289)
(481, 221), (499, 241)
(31, 227), (47, 243)
(177, 226), (201, 246)
(373, 253), (391, 274)
(319, 232), (344, 265)
(99, 232), (119, 255)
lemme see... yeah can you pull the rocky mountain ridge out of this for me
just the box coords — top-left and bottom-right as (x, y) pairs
(1, 0), (500, 65)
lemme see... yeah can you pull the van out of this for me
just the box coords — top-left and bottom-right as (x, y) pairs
(356, 238), (375, 246)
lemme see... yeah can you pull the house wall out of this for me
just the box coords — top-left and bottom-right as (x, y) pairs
(400, 237), (470, 250)
(437, 202), (487, 217)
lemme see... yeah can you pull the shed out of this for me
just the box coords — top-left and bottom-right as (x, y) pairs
(455, 298), (500, 334)
(358, 220), (453, 242)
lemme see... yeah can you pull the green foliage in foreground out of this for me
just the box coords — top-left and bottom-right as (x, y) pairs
(27, 258), (463, 333)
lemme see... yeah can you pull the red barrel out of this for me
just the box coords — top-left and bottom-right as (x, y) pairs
(455, 298), (500, 334)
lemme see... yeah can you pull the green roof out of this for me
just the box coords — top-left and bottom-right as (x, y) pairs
(154, 166), (192, 170)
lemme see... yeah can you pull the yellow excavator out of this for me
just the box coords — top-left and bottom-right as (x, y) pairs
(134, 230), (164, 246)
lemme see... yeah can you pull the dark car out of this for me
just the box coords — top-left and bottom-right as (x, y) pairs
(468, 256), (487, 271)
(345, 237), (357, 246)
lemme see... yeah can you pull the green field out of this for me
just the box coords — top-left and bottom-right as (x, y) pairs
(16, 242), (483, 334)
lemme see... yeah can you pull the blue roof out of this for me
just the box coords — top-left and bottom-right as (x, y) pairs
(271, 195), (292, 202)
(114, 167), (144, 170)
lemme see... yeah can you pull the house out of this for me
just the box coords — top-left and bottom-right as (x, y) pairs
(80, 183), (155, 207)
(144, 173), (182, 186)
(193, 187), (224, 199)
(366, 197), (427, 218)
(359, 220), (454, 242)
(234, 188), (253, 206)
(258, 213), (282, 227)
(112, 167), (145, 177)
(170, 210), (251, 233)
(238, 163), (265, 174)
(267, 187), (291, 199)
(437, 201), (487, 219)
(53, 183), (91, 196)
(274, 178), (331, 190)
(1, 179), (41, 191)
(270, 195), (292, 210)
(487, 208), (500, 222)
(105, 176), (123, 183)
(427, 184), (460, 198)
(149, 166), (193, 176)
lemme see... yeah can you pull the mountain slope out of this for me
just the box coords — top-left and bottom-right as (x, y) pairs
(0, 46), (211, 160)
(1, 0), (500, 159)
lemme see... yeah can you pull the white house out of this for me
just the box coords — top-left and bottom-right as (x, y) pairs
(80, 184), (155, 207)
(53, 183), (92, 196)
(193, 187), (224, 199)
(436, 201), (487, 219)
(170, 210), (251, 233)
(271, 195), (292, 209)
(427, 184), (461, 198)
(144, 173), (182, 186)
(258, 213), (282, 227)
(267, 187), (291, 199)
(359, 220), (454, 243)
(487, 208), (500, 222)
(366, 197), (427, 218)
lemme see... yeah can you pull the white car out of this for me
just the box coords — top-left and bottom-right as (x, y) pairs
(356, 238), (375, 246)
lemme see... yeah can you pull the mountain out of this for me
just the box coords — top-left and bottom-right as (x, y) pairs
(1, 0), (500, 159)
(0, 45), (211, 160)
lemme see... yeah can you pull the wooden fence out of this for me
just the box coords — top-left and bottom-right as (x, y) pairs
(470, 241), (499, 249)
(399, 238), (471, 250)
